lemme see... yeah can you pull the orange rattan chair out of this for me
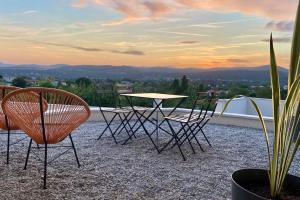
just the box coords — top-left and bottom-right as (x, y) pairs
(2, 87), (91, 189)
(0, 85), (21, 164)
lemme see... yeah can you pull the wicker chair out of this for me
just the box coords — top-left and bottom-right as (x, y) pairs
(0, 85), (21, 164)
(2, 87), (91, 189)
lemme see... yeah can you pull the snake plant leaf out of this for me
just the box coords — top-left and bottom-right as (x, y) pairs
(269, 34), (281, 193)
(219, 95), (239, 115)
(220, 96), (271, 168)
(248, 98), (271, 167)
(276, 75), (300, 192)
(220, 1), (300, 197)
(289, 1), (300, 89)
(270, 34), (281, 133)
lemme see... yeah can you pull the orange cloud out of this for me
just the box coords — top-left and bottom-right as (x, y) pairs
(73, 0), (174, 20)
(73, 0), (297, 23)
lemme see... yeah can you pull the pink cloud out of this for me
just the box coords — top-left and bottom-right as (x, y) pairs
(72, 0), (298, 24)
(175, 0), (298, 20)
(265, 20), (294, 31)
(73, 0), (174, 20)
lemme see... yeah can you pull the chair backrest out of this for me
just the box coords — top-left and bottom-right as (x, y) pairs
(2, 87), (91, 144)
(187, 91), (218, 122)
(0, 85), (20, 130)
(96, 85), (118, 108)
(114, 83), (133, 94)
(96, 83), (134, 108)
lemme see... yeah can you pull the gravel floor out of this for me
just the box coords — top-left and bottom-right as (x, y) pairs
(0, 121), (299, 200)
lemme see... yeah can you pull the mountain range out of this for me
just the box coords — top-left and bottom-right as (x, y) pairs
(0, 63), (288, 83)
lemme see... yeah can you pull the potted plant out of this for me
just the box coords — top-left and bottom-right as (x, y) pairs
(222, 1), (300, 199)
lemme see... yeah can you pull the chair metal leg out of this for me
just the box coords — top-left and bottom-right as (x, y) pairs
(133, 111), (160, 153)
(124, 96), (160, 153)
(165, 120), (186, 160)
(121, 109), (144, 145)
(173, 133), (186, 161)
(182, 124), (195, 154)
(116, 113), (132, 140)
(97, 111), (118, 143)
(121, 112), (136, 139)
(6, 128), (10, 164)
(161, 123), (188, 151)
(188, 119), (212, 148)
(173, 123), (204, 152)
(122, 110), (147, 144)
(168, 123), (190, 150)
(200, 128), (212, 147)
(187, 124), (205, 152)
(24, 139), (32, 170)
(43, 143), (47, 189)
(69, 135), (80, 168)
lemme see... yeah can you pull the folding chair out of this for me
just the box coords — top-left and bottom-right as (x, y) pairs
(96, 87), (135, 144)
(161, 91), (218, 160)
(116, 92), (154, 145)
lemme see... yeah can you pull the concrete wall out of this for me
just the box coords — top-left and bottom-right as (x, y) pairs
(216, 97), (284, 117)
(215, 97), (247, 115)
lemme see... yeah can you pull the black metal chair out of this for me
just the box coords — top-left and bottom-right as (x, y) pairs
(161, 91), (218, 160)
(96, 86), (136, 143)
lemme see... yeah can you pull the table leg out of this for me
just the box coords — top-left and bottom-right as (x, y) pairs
(156, 110), (159, 146)
(124, 96), (162, 153)
(153, 98), (186, 152)
(150, 97), (186, 136)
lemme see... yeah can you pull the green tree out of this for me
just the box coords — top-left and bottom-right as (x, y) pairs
(75, 77), (92, 87)
(181, 75), (189, 92)
(255, 86), (272, 98)
(0, 75), (4, 84)
(38, 80), (55, 88)
(197, 83), (204, 92)
(12, 77), (28, 88)
(171, 79), (180, 94)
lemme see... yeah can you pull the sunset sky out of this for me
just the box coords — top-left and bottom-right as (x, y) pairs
(0, 0), (298, 68)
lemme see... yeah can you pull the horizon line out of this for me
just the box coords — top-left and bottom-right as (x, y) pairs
(0, 62), (288, 70)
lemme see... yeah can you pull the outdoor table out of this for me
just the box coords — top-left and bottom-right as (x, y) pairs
(120, 93), (188, 153)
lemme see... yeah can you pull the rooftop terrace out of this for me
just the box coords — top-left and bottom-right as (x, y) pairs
(0, 121), (299, 200)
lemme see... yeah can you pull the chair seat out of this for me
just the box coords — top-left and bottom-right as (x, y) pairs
(122, 106), (150, 112)
(101, 107), (132, 113)
(0, 123), (19, 130)
(164, 114), (208, 124)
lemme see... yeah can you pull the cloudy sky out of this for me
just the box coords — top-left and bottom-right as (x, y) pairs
(0, 0), (298, 68)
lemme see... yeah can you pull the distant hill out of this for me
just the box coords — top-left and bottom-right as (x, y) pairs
(0, 63), (288, 83)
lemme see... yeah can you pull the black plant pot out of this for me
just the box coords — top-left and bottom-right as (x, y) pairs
(231, 169), (300, 200)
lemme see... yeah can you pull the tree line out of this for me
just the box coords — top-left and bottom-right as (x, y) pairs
(4, 75), (284, 109)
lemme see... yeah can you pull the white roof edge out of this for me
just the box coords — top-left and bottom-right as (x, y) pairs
(218, 97), (285, 103)
(90, 106), (273, 121)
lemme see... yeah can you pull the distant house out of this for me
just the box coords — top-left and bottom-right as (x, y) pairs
(3, 76), (15, 83)
(26, 79), (38, 86)
(60, 81), (67, 86)
(115, 82), (133, 94)
(51, 81), (59, 87)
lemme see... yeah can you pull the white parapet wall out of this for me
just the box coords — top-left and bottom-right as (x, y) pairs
(216, 96), (284, 117)
(87, 97), (279, 132)
(214, 96), (286, 131)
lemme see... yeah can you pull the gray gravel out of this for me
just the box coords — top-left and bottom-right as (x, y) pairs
(0, 122), (299, 200)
